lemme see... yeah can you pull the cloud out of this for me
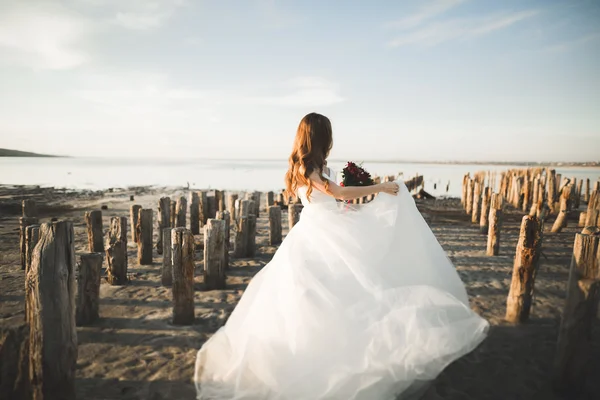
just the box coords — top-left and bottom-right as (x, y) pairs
(0, 3), (91, 70)
(387, 10), (539, 47)
(242, 76), (345, 107)
(386, 0), (467, 30)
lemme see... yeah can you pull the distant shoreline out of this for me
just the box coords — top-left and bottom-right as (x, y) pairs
(0, 148), (64, 158)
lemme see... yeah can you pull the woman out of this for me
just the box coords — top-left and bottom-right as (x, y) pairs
(195, 113), (489, 399)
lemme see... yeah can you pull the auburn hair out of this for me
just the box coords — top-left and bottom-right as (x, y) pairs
(285, 113), (333, 200)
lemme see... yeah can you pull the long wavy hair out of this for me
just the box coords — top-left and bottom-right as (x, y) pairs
(285, 113), (333, 200)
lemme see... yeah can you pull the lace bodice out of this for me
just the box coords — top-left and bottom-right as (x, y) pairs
(297, 168), (337, 206)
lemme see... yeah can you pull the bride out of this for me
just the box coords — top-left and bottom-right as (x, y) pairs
(194, 113), (489, 399)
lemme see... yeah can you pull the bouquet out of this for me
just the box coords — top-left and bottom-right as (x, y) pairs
(340, 161), (374, 187)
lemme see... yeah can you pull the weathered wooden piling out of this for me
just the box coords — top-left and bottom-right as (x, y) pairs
(199, 191), (209, 225)
(215, 190), (226, 213)
(266, 191), (275, 211)
(578, 212), (587, 228)
(486, 194), (503, 256)
(471, 181), (482, 224)
(137, 209), (153, 265)
(176, 196), (187, 228)
(105, 216), (128, 285)
(157, 197), (171, 254)
(26, 221), (77, 400)
(233, 200), (250, 258)
(216, 210), (231, 270)
(553, 234), (600, 394)
(288, 204), (303, 231)
(130, 204), (141, 243)
(170, 202), (177, 228)
(247, 212), (257, 258)
(479, 187), (491, 233)
(25, 225), (40, 276)
(227, 193), (238, 222)
(584, 178), (590, 203)
(204, 219), (226, 290)
(161, 228), (173, 286)
(22, 199), (37, 217)
(551, 186), (571, 233)
(76, 253), (103, 326)
(268, 205), (283, 245)
(85, 210), (104, 253)
(465, 179), (474, 214)
(171, 228), (195, 325)
(547, 169), (557, 213)
(190, 192), (200, 235)
(20, 217), (39, 270)
(522, 177), (531, 212)
(505, 216), (543, 323)
(575, 179), (583, 210)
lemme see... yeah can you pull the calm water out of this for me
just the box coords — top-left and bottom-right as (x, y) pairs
(1, 157), (599, 198)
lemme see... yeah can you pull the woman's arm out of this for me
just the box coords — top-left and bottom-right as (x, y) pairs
(309, 171), (399, 201)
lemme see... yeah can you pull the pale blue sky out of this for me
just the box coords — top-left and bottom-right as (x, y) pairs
(0, 0), (599, 162)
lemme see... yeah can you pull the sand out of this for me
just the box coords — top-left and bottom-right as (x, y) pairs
(1, 184), (599, 400)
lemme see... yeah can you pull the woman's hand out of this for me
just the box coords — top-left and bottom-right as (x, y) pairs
(379, 182), (400, 196)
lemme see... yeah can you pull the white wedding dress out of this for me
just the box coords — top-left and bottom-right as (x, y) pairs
(194, 170), (489, 400)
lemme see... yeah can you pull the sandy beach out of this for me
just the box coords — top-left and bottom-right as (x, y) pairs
(1, 184), (599, 400)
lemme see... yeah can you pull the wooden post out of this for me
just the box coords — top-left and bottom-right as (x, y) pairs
(465, 179), (474, 215)
(584, 191), (599, 228)
(130, 205), (141, 243)
(461, 174), (469, 207)
(553, 234), (600, 394)
(76, 253), (102, 326)
(204, 219), (226, 290)
(190, 192), (200, 235)
(266, 191), (275, 211)
(522, 177), (531, 212)
(276, 192), (284, 207)
(199, 191), (209, 225)
(216, 211), (230, 270)
(26, 221), (77, 400)
(25, 225), (40, 276)
(227, 193), (238, 222)
(471, 181), (482, 224)
(85, 210), (104, 253)
(479, 187), (491, 233)
(574, 179), (582, 210)
(157, 197), (171, 255)
(505, 216), (543, 323)
(239, 199), (251, 218)
(171, 228), (195, 325)
(105, 216), (128, 285)
(289, 204), (303, 231)
(247, 213), (257, 258)
(486, 194), (503, 256)
(532, 177), (540, 207)
(578, 212), (587, 228)
(233, 216), (248, 258)
(584, 178), (590, 203)
(22, 199), (37, 217)
(20, 217), (39, 270)
(176, 196), (187, 228)
(547, 169), (556, 213)
(268, 205), (282, 245)
(551, 186), (571, 233)
(161, 228), (173, 286)
(215, 190), (226, 212)
(137, 209), (153, 265)
(170, 202), (177, 227)
(0, 320), (29, 399)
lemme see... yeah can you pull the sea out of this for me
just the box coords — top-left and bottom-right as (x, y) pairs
(1, 157), (599, 198)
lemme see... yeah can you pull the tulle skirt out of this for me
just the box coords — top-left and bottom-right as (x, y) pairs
(194, 182), (489, 399)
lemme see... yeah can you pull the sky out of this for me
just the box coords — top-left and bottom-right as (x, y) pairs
(0, 0), (599, 162)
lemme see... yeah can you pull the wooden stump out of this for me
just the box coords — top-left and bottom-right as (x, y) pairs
(0, 320), (29, 399)
(76, 253), (102, 326)
(130, 205), (141, 243)
(578, 212), (587, 228)
(465, 179), (474, 214)
(553, 234), (600, 394)
(20, 217), (39, 270)
(288, 204), (303, 231)
(190, 192), (200, 235)
(22, 199), (37, 217)
(239, 199), (251, 218)
(157, 197), (171, 254)
(170, 202), (177, 227)
(584, 178), (590, 203)
(216, 211), (231, 270)
(233, 217), (248, 258)
(547, 169), (557, 213)
(105, 216), (128, 285)
(161, 228), (173, 286)
(551, 186), (571, 233)
(227, 193), (238, 222)
(268, 206), (282, 245)
(276, 193), (284, 207)
(171, 228), (195, 325)
(85, 210), (104, 253)
(575, 179), (583, 209)
(247, 213), (257, 258)
(266, 191), (275, 211)
(486, 194), (504, 256)
(505, 216), (543, 323)
(176, 196), (187, 228)
(26, 221), (77, 400)
(215, 190), (226, 212)
(204, 219), (226, 290)
(471, 181), (482, 224)
(522, 177), (531, 212)
(479, 187), (491, 233)
(137, 209), (153, 265)
(199, 191), (209, 225)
